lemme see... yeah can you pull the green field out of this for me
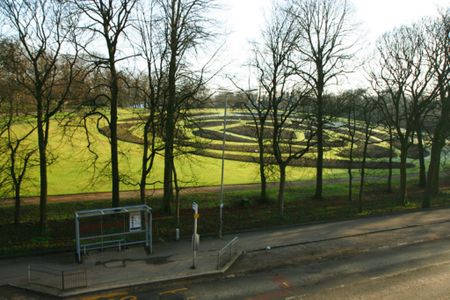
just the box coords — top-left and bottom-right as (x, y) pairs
(5, 108), (430, 197)
(2, 108), (448, 255)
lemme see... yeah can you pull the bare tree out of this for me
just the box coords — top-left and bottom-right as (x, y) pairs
(370, 25), (432, 205)
(423, 10), (450, 207)
(249, 3), (314, 215)
(271, 92), (315, 216)
(341, 90), (361, 202)
(384, 117), (395, 193)
(290, 0), (357, 199)
(74, 0), (137, 207)
(357, 94), (378, 213)
(0, 39), (38, 225)
(0, 0), (80, 230)
(157, 0), (216, 214)
(232, 76), (271, 202)
(134, 1), (168, 204)
(0, 99), (37, 225)
(404, 22), (437, 189)
(371, 90), (396, 193)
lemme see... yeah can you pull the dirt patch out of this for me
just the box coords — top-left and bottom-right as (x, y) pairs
(99, 124), (144, 145)
(192, 129), (255, 143)
(195, 150), (413, 169)
(407, 145), (430, 159)
(337, 144), (395, 159)
(186, 120), (240, 128)
(227, 125), (296, 140)
(99, 124), (187, 145)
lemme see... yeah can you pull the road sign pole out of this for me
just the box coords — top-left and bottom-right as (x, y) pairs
(192, 202), (199, 269)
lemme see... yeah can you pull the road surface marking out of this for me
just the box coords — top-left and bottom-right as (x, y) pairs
(81, 291), (129, 300)
(159, 287), (188, 295)
(272, 275), (294, 290)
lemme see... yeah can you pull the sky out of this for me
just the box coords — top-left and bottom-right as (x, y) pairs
(209, 0), (450, 92)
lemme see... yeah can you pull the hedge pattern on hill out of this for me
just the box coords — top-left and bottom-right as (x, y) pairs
(194, 149), (414, 169)
(95, 113), (423, 169)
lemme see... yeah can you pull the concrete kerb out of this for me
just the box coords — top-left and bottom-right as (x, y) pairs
(246, 217), (450, 254)
(9, 251), (244, 298)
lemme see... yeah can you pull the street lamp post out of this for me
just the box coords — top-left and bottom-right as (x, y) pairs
(219, 93), (228, 239)
(217, 88), (256, 239)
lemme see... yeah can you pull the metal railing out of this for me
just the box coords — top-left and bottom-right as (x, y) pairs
(28, 265), (87, 291)
(217, 237), (239, 269)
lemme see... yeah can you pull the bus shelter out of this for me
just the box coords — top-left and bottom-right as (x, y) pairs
(74, 204), (152, 263)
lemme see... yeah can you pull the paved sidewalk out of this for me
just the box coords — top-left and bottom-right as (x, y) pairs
(1, 207), (450, 297)
(1, 236), (236, 297)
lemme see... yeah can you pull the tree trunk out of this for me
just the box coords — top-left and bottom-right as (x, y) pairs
(315, 84), (324, 199)
(110, 62), (120, 207)
(416, 126), (426, 188)
(163, 30), (178, 214)
(140, 124), (150, 204)
(163, 135), (174, 214)
(173, 166), (180, 228)
(358, 165), (366, 214)
(423, 135), (445, 207)
(14, 184), (21, 226)
(260, 160), (267, 202)
(347, 111), (355, 202)
(278, 164), (286, 216)
(10, 144), (21, 226)
(423, 79), (449, 207)
(358, 127), (370, 213)
(140, 150), (148, 204)
(258, 138), (267, 202)
(387, 126), (393, 193)
(348, 158), (353, 202)
(37, 116), (47, 231)
(399, 145), (408, 206)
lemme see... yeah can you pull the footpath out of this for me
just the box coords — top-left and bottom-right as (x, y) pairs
(1, 207), (450, 298)
(5, 178), (352, 206)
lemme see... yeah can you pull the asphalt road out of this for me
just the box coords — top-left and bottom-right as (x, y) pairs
(144, 238), (450, 300)
(71, 225), (450, 300)
(2, 214), (450, 300)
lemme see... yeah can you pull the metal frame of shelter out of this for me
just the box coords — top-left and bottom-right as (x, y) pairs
(75, 205), (152, 263)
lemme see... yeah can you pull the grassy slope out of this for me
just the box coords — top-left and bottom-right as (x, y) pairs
(6, 108), (435, 196)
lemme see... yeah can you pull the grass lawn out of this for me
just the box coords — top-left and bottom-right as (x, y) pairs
(4, 108), (429, 197)
(2, 108), (448, 256)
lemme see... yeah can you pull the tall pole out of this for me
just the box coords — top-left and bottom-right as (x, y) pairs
(219, 94), (228, 239)
(75, 214), (81, 263)
(192, 202), (199, 269)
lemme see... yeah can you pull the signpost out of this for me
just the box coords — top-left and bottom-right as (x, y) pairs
(192, 202), (200, 269)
